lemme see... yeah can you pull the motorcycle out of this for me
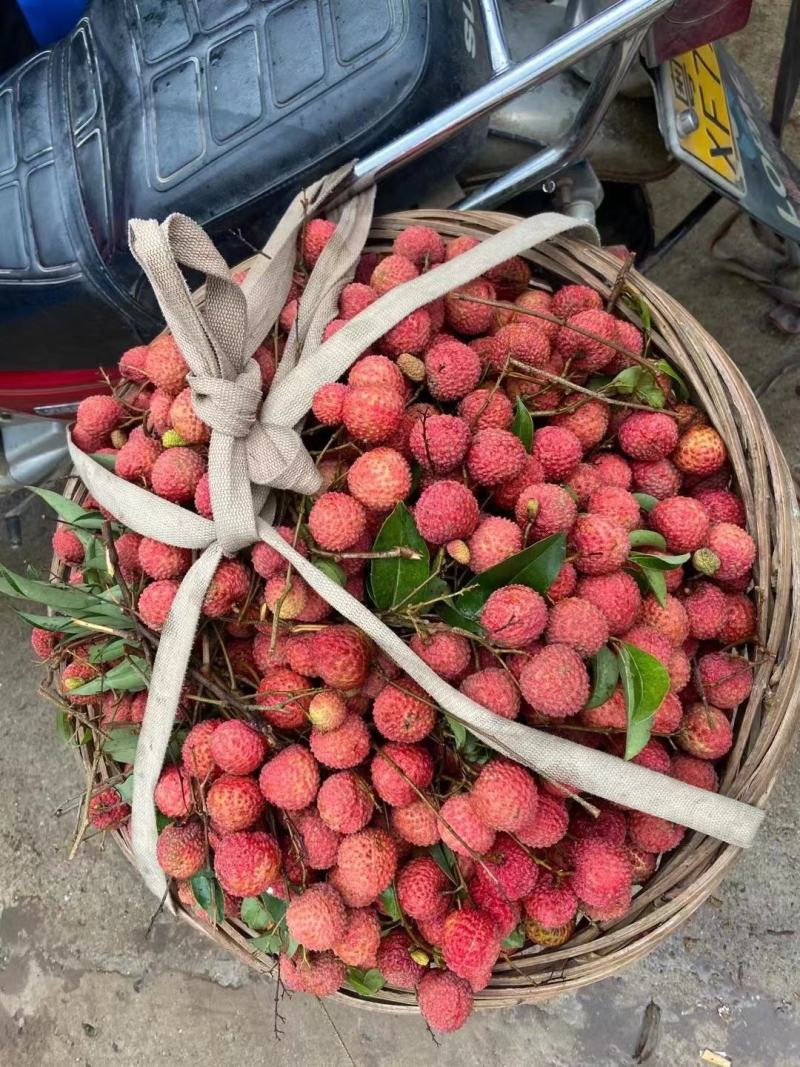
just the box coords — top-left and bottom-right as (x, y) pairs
(1, 0), (798, 501)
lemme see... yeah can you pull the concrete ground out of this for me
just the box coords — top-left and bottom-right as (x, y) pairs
(2, 8), (800, 1067)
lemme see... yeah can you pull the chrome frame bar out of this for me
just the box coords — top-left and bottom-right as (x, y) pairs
(479, 0), (513, 75)
(346, 0), (674, 201)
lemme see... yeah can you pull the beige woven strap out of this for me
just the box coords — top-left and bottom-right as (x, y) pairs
(67, 183), (764, 902)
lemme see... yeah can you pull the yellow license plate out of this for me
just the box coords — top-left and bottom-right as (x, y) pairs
(666, 44), (744, 192)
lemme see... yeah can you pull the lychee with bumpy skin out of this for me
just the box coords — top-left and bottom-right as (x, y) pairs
(414, 480), (479, 544)
(310, 713), (371, 769)
(286, 883), (347, 951)
(370, 742), (434, 807)
(592, 452), (633, 490)
(259, 744), (320, 810)
(572, 836), (632, 907)
(532, 425), (583, 481)
(444, 278), (496, 335)
(492, 321), (552, 370)
(251, 524), (307, 579)
(677, 703), (733, 759)
(552, 398), (610, 450)
(516, 793), (568, 848)
(144, 335), (189, 395)
(587, 486), (641, 532)
(206, 774), (265, 832)
(393, 225), (446, 266)
(552, 284), (603, 320)
(409, 413), (471, 474)
(370, 253), (419, 294)
(256, 667), (311, 729)
(523, 874), (578, 928)
(651, 691), (683, 734)
(442, 907), (502, 983)
(264, 573), (308, 620)
(673, 424), (727, 476)
(631, 457), (682, 500)
(52, 524), (84, 564)
(471, 759), (537, 833)
(209, 720), (267, 775)
(376, 929), (425, 989)
(346, 447), (411, 510)
(515, 483), (577, 539)
(290, 951), (346, 996)
(312, 382), (347, 426)
(700, 522), (756, 581)
(339, 282), (378, 320)
(181, 719), (220, 779)
(458, 387), (513, 431)
(466, 516), (523, 574)
(571, 513), (630, 574)
(555, 309), (618, 372)
(294, 809), (342, 869)
(138, 579), (179, 630)
(424, 338), (482, 401)
(546, 596), (610, 657)
(692, 488), (746, 527)
(213, 829), (281, 897)
(493, 454), (545, 511)
(697, 651), (752, 708)
(168, 387), (209, 445)
(156, 821), (205, 879)
(409, 629), (471, 681)
(335, 827), (397, 905)
(202, 559), (250, 618)
(628, 811), (685, 854)
(372, 676), (435, 742)
(114, 531), (144, 582)
(397, 856), (449, 919)
(301, 218), (336, 267)
(683, 580), (726, 640)
(317, 771), (374, 834)
(671, 754), (719, 792)
(467, 876), (519, 939)
(333, 907), (381, 968)
(150, 446), (206, 503)
(312, 626), (371, 691)
(466, 428), (527, 486)
(308, 690), (348, 732)
(622, 622), (671, 666)
(480, 584), (547, 649)
(474, 832), (538, 900)
(154, 765), (193, 817)
(88, 787), (131, 830)
(718, 592), (756, 644)
(640, 593), (689, 646)
(418, 969), (474, 1032)
(342, 386), (404, 444)
(76, 394), (125, 438)
(381, 308), (432, 356)
(391, 799), (440, 846)
(649, 496), (710, 553)
(30, 626), (57, 660)
(519, 644), (590, 719)
(579, 687), (626, 729)
(308, 492), (367, 551)
(438, 794), (495, 856)
(618, 411), (679, 461)
(138, 537), (192, 580)
(459, 668), (520, 720)
(120, 345), (148, 381)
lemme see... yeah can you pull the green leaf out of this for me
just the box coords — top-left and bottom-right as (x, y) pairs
(0, 564), (105, 614)
(586, 646), (619, 709)
(616, 643), (670, 760)
(69, 656), (149, 696)
(632, 564), (667, 607)
(88, 638), (128, 664)
(607, 366), (643, 395)
(90, 451), (117, 472)
(103, 726), (140, 763)
(241, 896), (273, 932)
(346, 967), (385, 997)
(621, 290), (651, 332)
(369, 504), (430, 612)
(313, 559), (347, 586)
(379, 885), (402, 921)
(510, 398), (533, 452)
(116, 775), (135, 803)
(17, 611), (67, 633)
(655, 359), (689, 401)
(429, 843), (458, 882)
(27, 486), (103, 528)
(249, 931), (282, 954)
(629, 551), (690, 571)
(461, 732), (491, 765)
(190, 871), (224, 923)
(262, 894), (289, 926)
(629, 530), (666, 550)
(632, 493), (658, 513)
(437, 600), (483, 636)
(444, 714), (468, 750)
(56, 709), (75, 744)
(640, 384), (665, 409)
(501, 925), (526, 950)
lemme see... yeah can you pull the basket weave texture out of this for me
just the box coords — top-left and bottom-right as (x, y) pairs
(63, 208), (800, 1011)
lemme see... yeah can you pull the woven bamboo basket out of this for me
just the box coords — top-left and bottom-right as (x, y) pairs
(61, 207), (800, 1012)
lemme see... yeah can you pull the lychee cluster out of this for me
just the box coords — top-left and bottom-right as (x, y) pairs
(44, 221), (759, 1034)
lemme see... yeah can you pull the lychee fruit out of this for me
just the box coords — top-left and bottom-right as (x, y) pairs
(310, 714), (371, 769)
(466, 428), (527, 486)
(202, 559), (250, 618)
(552, 398), (610, 450)
(683, 581), (726, 640)
(677, 703), (733, 759)
(459, 668), (520, 720)
(438, 794), (495, 857)
(414, 480), (479, 543)
(516, 793), (568, 848)
(545, 596), (610, 657)
(312, 382), (347, 426)
(293, 809), (342, 869)
(587, 486), (641, 532)
(571, 513), (630, 574)
(88, 787), (131, 831)
(441, 907), (501, 983)
(372, 676), (436, 743)
(393, 225), (445, 266)
(156, 821), (205, 879)
(458, 387), (513, 430)
(673, 425), (727, 476)
(332, 907), (381, 968)
(207, 774), (265, 832)
(256, 667), (311, 729)
(480, 584), (547, 649)
(259, 744), (320, 810)
(409, 629), (471, 681)
(347, 447), (411, 510)
(532, 425), (583, 481)
(552, 284), (603, 319)
(213, 829), (281, 897)
(76, 394), (125, 437)
(342, 386), (404, 444)
(417, 970), (474, 1033)
(335, 827), (397, 905)
(370, 253), (419, 295)
(150, 447), (206, 504)
(445, 278), (496, 335)
(391, 800), (440, 847)
(628, 811), (685, 853)
(370, 743), (434, 807)
(523, 874), (577, 928)
(515, 483), (577, 539)
(308, 492), (367, 551)
(138, 537), (192, 580)
(618, 411), (679, 461)
(555, 309), (618, 372)
(697, 651), (752, 708)
(699, 522), (755, 581)
(301, 218), (336, 268)
(316, 770), (374, 834)
(286, 882), (347, 951)
(381, 308), (432, 356)
(519, 644), (590, 718)
(312, 626), (371, 691)
(397, 856), (449, 920)
(671, 754), (719, 792)
(572, 837), (632, 907)
(376, 929), (425, 989)
(649, 496), (710, 553)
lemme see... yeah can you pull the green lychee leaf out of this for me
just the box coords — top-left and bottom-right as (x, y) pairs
(654, 359), (689, 401)
(115, 775), (135, 803)
(510, 398), (534, 453)
(103, 726), (140, 763)
(444, 713), (468, 750)
(437, 599), (483, 636)
(632, 493), (658, 513)
(629, 529), (666, 550)
(312, 559), (347, 587)
(429, 842), (459, 884)
(89, 451), (118, 472)
(26, 486), (106, 528)
(369, 503), (430, 612)
(629, 550), (690, 571)
(190, 871), (225, 924)
(56, 709), (76, 744)
(501, 924), (526, 951)
(621, 288), (652, 332)
(88, 638), (129, 664)
(616, 642), (669, 760)
(586, 645), (619, 709)
(629, 563), (668, 607)
(249, 931), (282, 955)
(241, 895), (273, 932)
(68, 655), (149, 696)
(379, 885), (402, 922)
(346, 967), (385, 997)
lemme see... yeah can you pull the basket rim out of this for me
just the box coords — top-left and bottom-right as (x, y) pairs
(62, 206), (800, 1012)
